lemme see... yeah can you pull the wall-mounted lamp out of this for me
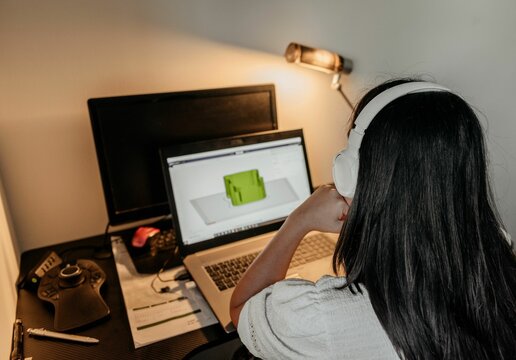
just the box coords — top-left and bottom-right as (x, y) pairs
(285, 42), (354, 109)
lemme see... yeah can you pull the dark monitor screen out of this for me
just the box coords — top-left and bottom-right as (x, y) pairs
(88, 84), (278, 225)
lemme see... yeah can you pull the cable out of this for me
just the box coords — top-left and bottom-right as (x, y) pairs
(150, 248), (189, 294)
(104, 221), (110, 243)
(151, 273), (171, 294)
(58, 245), (97, 263)
(150, 268), (190, 294)
(59, 223), (113, 261)
(93, 222), (113, 259)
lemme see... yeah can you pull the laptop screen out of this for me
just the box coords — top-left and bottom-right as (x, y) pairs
(161, 130), (312, 253)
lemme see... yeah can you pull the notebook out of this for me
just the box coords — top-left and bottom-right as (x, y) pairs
(160, 129), (337, 332)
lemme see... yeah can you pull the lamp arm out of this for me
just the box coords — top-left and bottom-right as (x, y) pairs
(338, 88), (354, 110)
(331, 73), (353, 110)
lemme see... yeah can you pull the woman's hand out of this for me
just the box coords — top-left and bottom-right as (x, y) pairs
(288, 184), (351, 235)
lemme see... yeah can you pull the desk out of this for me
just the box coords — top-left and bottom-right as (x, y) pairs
(16, 234), (239, 359)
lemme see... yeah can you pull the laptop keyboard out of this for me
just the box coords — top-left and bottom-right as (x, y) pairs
(204, 233), (336, 291)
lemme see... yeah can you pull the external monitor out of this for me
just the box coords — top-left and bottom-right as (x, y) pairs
(88, 84), (278, 225)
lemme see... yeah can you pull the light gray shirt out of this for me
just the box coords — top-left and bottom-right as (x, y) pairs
(238, 276), (400, 359)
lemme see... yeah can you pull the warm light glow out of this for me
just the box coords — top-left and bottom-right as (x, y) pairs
(284, 42), (354, 109)
(285, 42), (352, 74)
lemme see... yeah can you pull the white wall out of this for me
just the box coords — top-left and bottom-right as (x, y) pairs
(0, 174), (19, 360)
(0, 0), (514, 252)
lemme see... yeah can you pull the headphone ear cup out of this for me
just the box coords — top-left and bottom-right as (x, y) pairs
(332, 151), (358, 197)
(331, 82), (451, 198)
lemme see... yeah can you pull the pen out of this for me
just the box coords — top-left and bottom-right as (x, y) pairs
(10, 319), (23, 360)
(27, 328), (99, 344)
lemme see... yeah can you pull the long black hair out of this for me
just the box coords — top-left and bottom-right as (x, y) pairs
(333, 79), (516, 359)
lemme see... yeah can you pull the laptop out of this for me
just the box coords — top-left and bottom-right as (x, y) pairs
(160, 129), (338, 332)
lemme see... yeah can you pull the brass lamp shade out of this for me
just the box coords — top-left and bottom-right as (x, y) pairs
(285, 42), (353, 74)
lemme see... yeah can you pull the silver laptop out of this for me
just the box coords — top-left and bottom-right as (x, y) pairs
(161, 129), (337, 332)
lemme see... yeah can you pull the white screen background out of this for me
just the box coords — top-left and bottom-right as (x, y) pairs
(167, 139), (311, 245)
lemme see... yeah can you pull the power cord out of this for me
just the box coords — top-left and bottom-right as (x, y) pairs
(93, 222), (113, 259)
(150, 250), (190, 294)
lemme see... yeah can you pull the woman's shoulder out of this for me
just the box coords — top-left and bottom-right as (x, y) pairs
(268, 275), (349, 298)
(238, 276), (399, 359)
(266, 275), (373, 312)
(240, 275), (368, 336)
(313, 276), (375, 310)
(315, 274), (348, 288)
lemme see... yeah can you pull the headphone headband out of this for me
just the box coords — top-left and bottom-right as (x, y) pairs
(353, 82), (450, 133)
(332, 81), (451, 197)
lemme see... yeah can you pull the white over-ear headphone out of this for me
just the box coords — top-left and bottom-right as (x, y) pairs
(332, 81), (451, 197)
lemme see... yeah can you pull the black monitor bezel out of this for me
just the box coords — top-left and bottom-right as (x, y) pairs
(88, 84), (278, 225)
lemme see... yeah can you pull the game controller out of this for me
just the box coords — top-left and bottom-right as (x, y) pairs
(37, 259), (110, 331)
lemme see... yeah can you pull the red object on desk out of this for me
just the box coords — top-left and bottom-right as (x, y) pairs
(131, 227), (160, 248)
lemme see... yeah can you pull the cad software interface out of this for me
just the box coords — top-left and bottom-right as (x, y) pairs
(166, 137), (311, 245)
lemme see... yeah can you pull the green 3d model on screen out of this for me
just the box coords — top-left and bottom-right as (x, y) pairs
(224, 169), (266, 206)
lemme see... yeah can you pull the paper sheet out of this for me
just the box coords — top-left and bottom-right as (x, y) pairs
(111, 237), (218, 348)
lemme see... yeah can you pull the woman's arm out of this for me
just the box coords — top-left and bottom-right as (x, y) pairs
(229, 184), (350, 327)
